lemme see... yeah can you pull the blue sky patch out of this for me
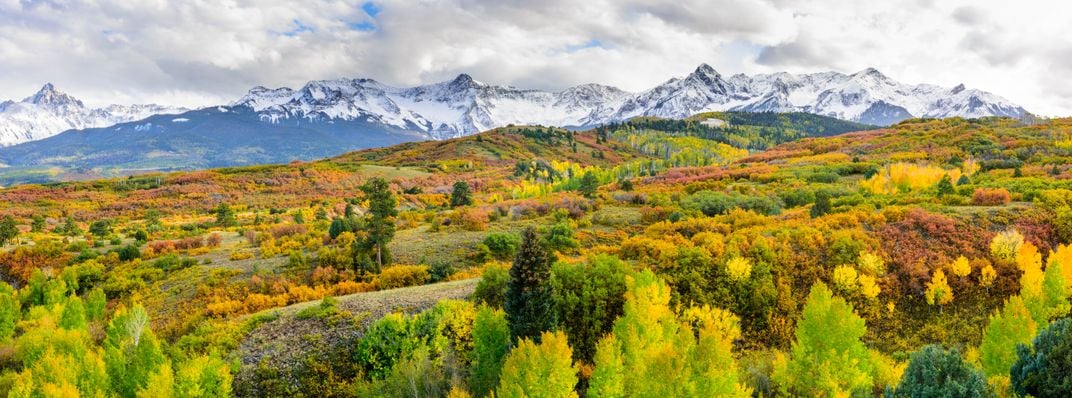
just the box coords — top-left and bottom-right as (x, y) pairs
(284, 19), (314, 36)
(362, 2), (381, 18)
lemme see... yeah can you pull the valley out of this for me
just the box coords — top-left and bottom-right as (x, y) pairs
(0, 112), (1069, 396)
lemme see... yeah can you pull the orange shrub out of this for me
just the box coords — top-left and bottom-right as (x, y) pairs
(243, 293), (287, 312)
(206, 299), (243, 317)
(375, 265), (430, 289)
(286, 284), (330, 304)
(972, 188), (1011, 206)
(206, 233), (223, 247)
(333, 280), (375, 295)
(452, 208), (489, 231)
(271, 224), (307, 239)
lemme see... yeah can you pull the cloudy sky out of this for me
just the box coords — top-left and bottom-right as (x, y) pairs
(1, 0), (1069, 115)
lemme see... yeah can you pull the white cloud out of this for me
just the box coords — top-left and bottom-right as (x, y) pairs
(0, 0), (1068, 115)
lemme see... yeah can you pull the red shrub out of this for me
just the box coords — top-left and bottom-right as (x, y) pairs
(271, 224), (307, 239)
(878, 208), (991, 295)
(972, 188), (1011, 206)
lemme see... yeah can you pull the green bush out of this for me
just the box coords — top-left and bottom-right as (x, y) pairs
(482, 233), (520, 260)
(473, 265), (509, 308)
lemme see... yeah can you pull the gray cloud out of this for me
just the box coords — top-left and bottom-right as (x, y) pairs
(0, 0), (1068, 116)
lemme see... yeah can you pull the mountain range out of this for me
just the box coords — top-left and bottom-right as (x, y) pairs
(0, 64), (1029, 183)
(0, 83), (185, 146)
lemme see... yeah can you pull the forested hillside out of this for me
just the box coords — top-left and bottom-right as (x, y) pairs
(0, 115), (1071, 397)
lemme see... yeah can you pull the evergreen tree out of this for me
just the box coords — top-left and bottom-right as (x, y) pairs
(359, 177), (397, 271)
(214, 203), (236, 227)
(0, 215), (18, 246)
(61, 216), (82, 236)
(30, 214), (45, 233)
(504, 227), (556, 343)
(1011, 318), (1072, 397)
(451, 181), (474, 207)
(578, 171), (600, 198)
(956, 174), (971, 186)
(89, 219), (112, 237)
(895, 345), (986, 397)
(810, 190), (832, 218)
(936, 175), (955, 196)
(1014, 167), (1024, 177)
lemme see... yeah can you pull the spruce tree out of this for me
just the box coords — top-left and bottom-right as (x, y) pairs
(214, 203), (236, 227)
(936, 175), (955, 196)
(504, 227), (557, 343)
(578, 171), (600, 198)
(810, 190), (832, 218)
(359, 177), (397, 271)
(0, 215), (18, 247)
(450, 180), (473, 207)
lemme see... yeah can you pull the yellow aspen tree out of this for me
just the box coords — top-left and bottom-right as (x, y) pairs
(980, 264), (997, 293)
(925, 269), (953, 312)
(950, 256), (971, 278)
(858, 274), (881, 300)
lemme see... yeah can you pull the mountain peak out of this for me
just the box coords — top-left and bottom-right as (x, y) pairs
(951, 83), (966, 95)
(24, 83), (83, 107)
(693, 63), (719, 77)
(852, 67), (888, 80)
(449, 73), (482, 88)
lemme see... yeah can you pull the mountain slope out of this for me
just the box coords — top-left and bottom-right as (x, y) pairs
(0, 106), (425, 175)
(0, 84), (185, 146)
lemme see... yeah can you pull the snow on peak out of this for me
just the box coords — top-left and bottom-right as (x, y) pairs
(24, 83), (84, 108)
(223, 65), (1029, 140)
(0, 84), (187, 146)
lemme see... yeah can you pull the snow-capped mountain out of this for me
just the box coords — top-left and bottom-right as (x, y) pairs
(229, 64), (1027, 138)
(232, 74), (631, 140)
(0, 84), (186, 146)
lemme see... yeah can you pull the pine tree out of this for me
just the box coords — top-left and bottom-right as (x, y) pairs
(30, 214), (45, 233)
(895, 345), (986, 396)
(1011, 318), (1072, 397)
(214, 203), (236, 227)
(936, 175), (955, 196)
(0, 215), (18, 247)
(810, 190), (832, 218)
(504, 227), (556, 343)
(451, 180), (474, 207)
(956, 174), (971, 186)
(359, 177), (397, 271)
(578, 171), (600, 198)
